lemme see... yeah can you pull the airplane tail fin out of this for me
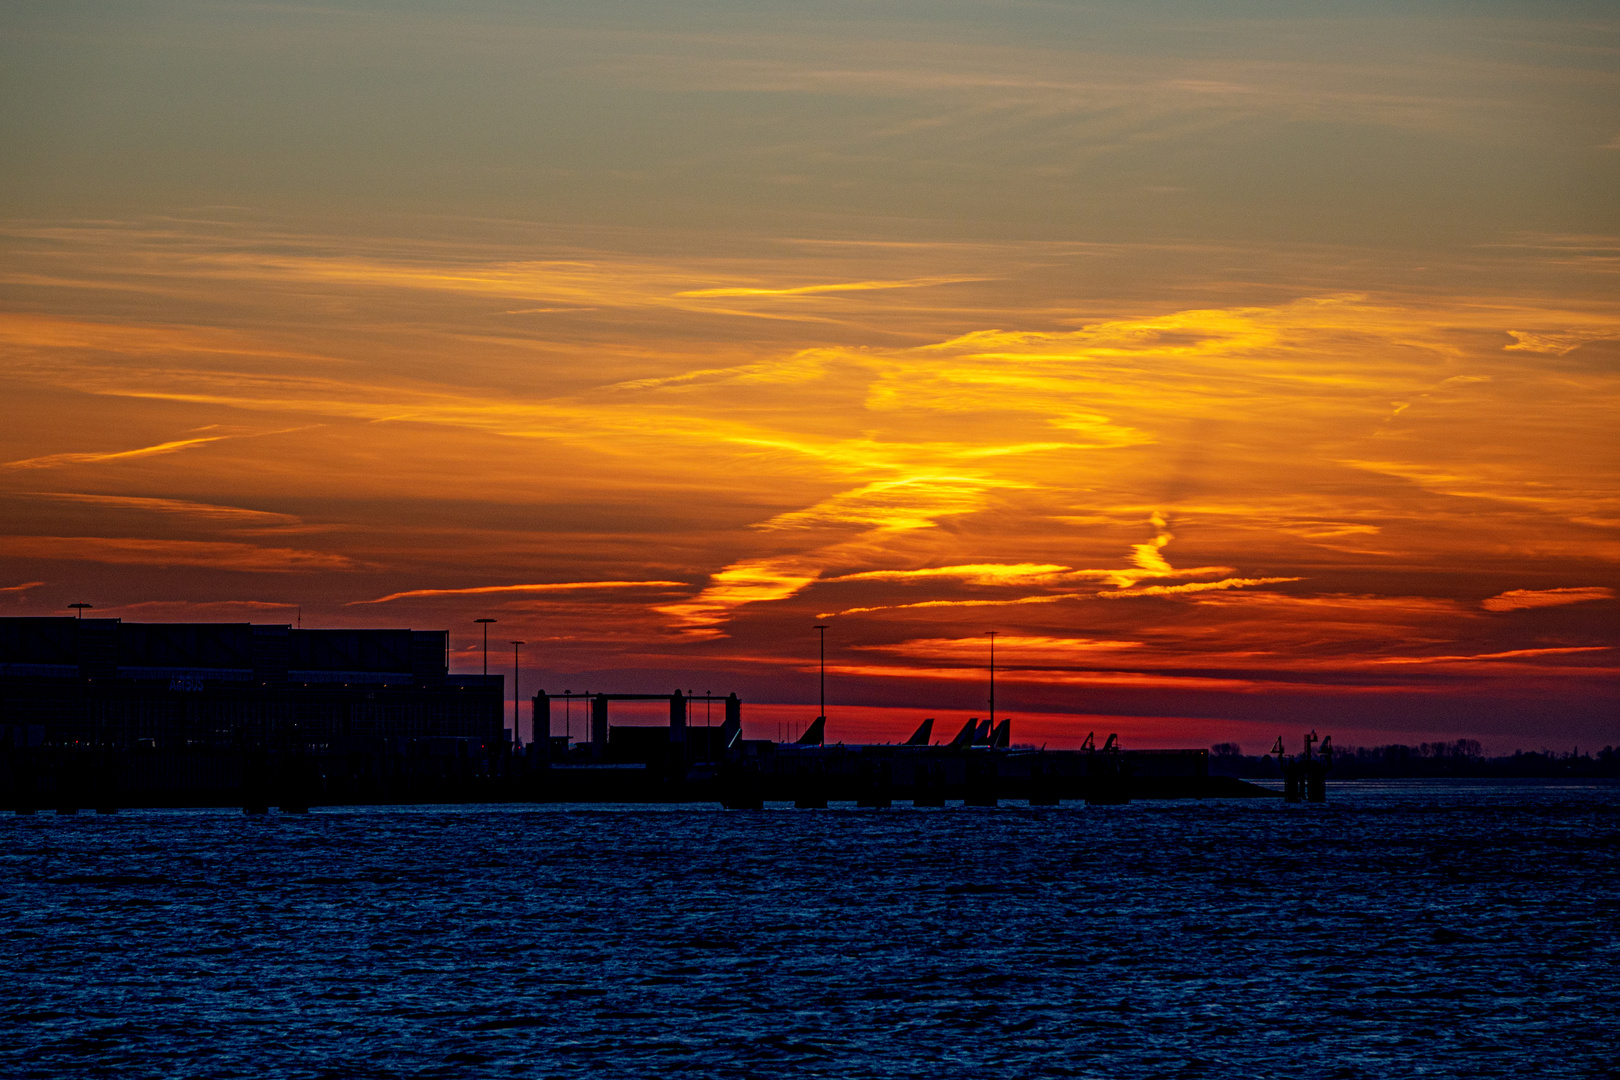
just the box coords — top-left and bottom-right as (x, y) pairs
(905, 718), (934, 746)
(973, 719), (992, 745)
(796, 716), (826, 746)
(948, 718), (979, 749)
(990, 719), (1010, 748)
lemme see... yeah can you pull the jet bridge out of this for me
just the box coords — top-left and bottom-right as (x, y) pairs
(533, 690), (741, 758)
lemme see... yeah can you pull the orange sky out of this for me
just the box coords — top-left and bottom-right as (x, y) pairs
(2, 2), (1616, 752)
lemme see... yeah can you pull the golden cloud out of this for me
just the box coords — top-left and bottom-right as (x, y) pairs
(1481, 587), (1616, 613)
(1101, 576), (1304, 598)
(655, 557), (822, 633)
(826, 563), (1074, 586)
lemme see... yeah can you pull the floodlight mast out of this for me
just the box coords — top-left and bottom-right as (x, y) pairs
(474, 618), (496, 676)
(987, 630), (998, 729)
(814, 624), (828, 736)
(510, 640), (525, 746)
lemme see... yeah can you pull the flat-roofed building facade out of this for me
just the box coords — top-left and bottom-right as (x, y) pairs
(0, 618), (501, 751)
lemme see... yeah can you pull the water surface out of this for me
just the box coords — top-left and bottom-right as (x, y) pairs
(2, 782), (1615, 1077)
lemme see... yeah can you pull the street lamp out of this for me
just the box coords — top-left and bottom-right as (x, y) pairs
(510, 641), (525, 746)
(474, 618), (496, 676)
(68, 603), (93, 619)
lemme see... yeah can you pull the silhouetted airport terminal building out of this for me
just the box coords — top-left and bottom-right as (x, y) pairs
(0, 617), (504, 809)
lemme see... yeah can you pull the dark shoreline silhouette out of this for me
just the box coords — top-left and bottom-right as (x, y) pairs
(2, 616), (1283, 810)
(1210, 739), (1620, 780)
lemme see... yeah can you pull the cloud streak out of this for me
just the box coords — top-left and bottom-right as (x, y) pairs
(676, 276), (984, 298)
(1482, 587), (1615, 613)
(34, 493), (302, 526)
(5, 434), (234, 470)
(353, 581), (691, 605)
(3, 425), (315, 470)
(0, 537), (355, 572)
(1371, 647), (1610, 665)
(1100, 576), (1304, 598)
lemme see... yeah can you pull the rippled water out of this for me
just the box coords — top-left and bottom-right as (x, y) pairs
(2, 781), (1616, 1078)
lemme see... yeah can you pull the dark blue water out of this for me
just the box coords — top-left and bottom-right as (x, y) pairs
(2, 782), (1616, 1078)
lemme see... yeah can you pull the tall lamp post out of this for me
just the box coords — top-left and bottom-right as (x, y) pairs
(474, 618), (496, 676)
(510, 640), (525, 747)
(987, 630), (998, 729)
(814, 624), (828, 736)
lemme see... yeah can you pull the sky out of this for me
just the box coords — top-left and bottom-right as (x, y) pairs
(1, 0), (1616, 753)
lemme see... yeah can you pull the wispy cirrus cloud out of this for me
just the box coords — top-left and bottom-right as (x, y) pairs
(1505, 328), (1620, 356)
(34, 493), (302, 526)
(352, 581), (691, 605)
(819, 594), (1075, 618)
(1481, 587), (1615, 613)
(676, 276), (983, 298)
(827, 563), (1073, 586)
(5, 433), (234, 470)
(864, 636), (1143, 662)
(1371, 646), (1610, 665)
(655, 557), (821, 635)
(759, 475), (1030, 533)
(0, 536), (354, 572)
(100, 599), (301, 619)
(3, 425), (314, 470)
(1101, 576), (1304, 598)
(825, 662), (1256, 692)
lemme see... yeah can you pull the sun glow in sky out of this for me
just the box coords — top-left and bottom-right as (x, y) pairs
(2, 0), (1615, 750)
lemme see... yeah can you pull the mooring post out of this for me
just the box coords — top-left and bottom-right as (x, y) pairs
(856, 758), (892, 808)
(1029, 753), (1060, 806)
(965, 755), (998, 807)
(243, 747), (270, 814)
(914, 760), (946, 807)
(94, 750), (119, 814)
(794, 760), (828, 809)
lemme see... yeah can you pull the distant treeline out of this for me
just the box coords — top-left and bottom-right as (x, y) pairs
(1208, 739), (1620, 779)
